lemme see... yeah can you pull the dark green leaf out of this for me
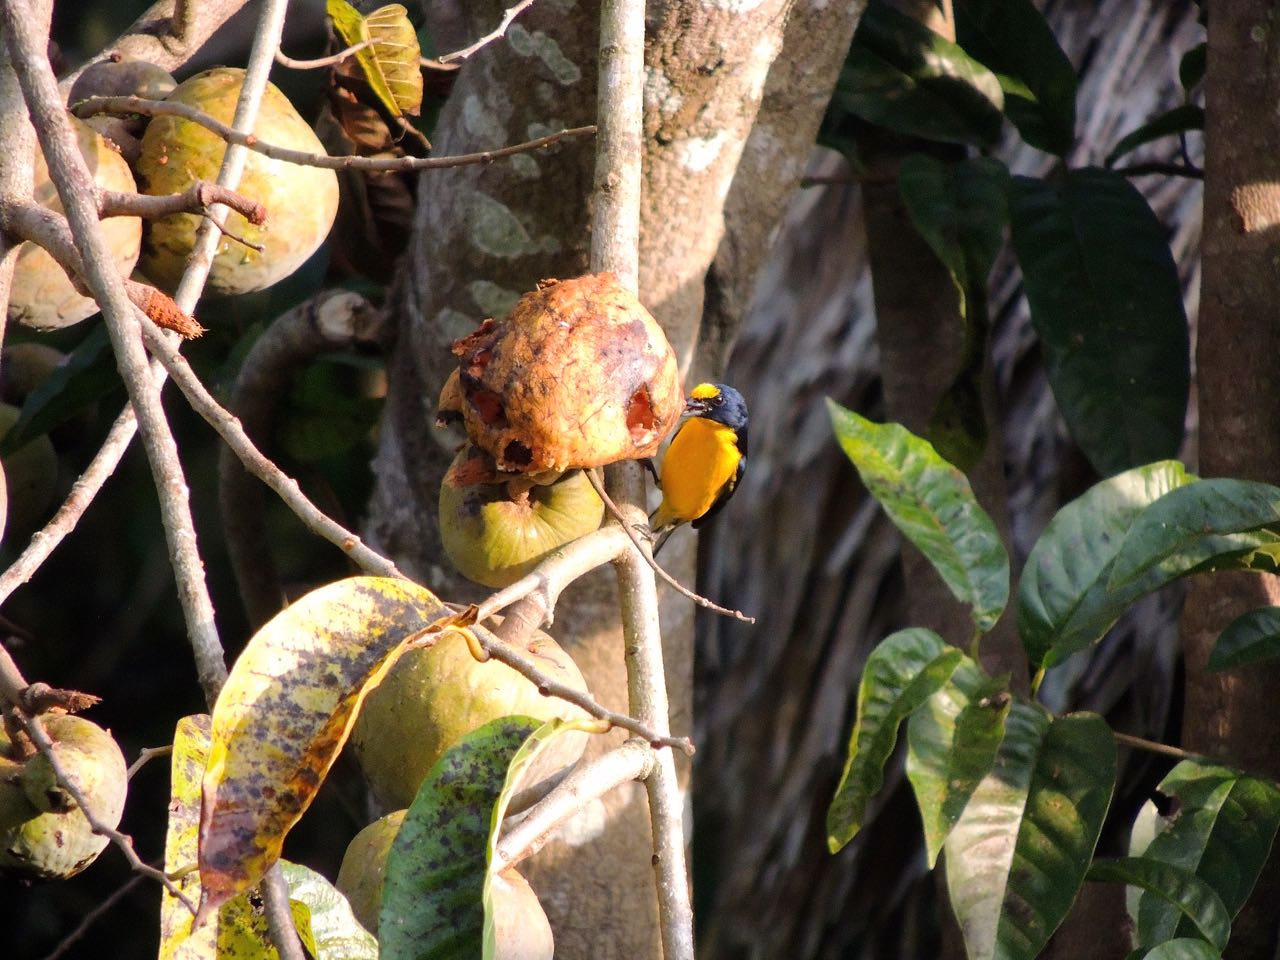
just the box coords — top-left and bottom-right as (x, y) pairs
(1106, 105), (1204, 167)
(1131, 761), (1280, 946)
(827, 400), (1010, 632)
(899, 153), (1009, 317)
(1207, 607), (1280, 671)
(946, 708), (1115, 960)
(1109, 479), (1280, 589)
(1018, 461), (1195, 669)
(1008, 169), (1189, 476)
(379, 716), (541, 960)
(0, 326), (117, 455)
(1139, 940), (1221, 960)
(836, 1), (1005, 147)
(906, 655), (1009, 865)
(955, 0), (1078, 155)
(828, 628), (962, 852)
(1088, 857), (1230, 952)
(1180, 44), (1206, 92)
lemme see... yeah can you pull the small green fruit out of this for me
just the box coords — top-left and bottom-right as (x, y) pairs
(352, 628), (590, 810)
(0, 715), (127, 880)
(135, 68), (340, 296)
(439, 446), (604, 588)
(9, 118), (141, 330)
(335, 809), (405, 933)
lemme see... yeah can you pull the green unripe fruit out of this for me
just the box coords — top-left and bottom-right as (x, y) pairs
(352, 628), (591, 810)
(135, 68), (340, 296)
(439, 447), (604, 588)
(0, 715), (128, 880)
(335, 809), (405, 933)
(9, 118), (141, 330)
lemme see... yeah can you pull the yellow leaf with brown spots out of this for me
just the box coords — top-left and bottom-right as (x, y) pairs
(197, 576), (461, 922)
(160, 714), (214, 960)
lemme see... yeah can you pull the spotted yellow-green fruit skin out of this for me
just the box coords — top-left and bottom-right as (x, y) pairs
(136, 68), (339, 296)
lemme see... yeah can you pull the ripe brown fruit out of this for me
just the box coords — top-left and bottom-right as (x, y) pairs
(135, 68), (339, 297)
(352, 628), (591, 810)
(8, 118), (141, 330)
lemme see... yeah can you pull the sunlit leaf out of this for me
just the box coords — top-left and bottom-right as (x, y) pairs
(827, 629), (962, 852)
(955, 0), (1078, 155)
(280, 861), (379, 960)
(828, 400), (1009, 632)
(198, 576), (462, 918)
(1109, 479), (1280, 589)
(159, 715), (214, 960)
(1207, 607), (1280, 671)
(1130, 761), (1280, 947)
(328, 0), (424, 117)
(1138, 939), (1221, 960)
(1089, 857), (1230, 952)
(946, 708), (1115, 960)
(1106, 105), (1204, 168)
(1017, 461), (1195, 669)
(906, 655), (1008, 866)
(834, 0), (1005, 147)
(1008, 169), (1189, 476)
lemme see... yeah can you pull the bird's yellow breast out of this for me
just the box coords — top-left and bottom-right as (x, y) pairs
(655, 417), (742, 525)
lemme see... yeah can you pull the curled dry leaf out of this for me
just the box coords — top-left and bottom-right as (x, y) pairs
(447, 273), (683, 474)
(196, 576), (467, 922)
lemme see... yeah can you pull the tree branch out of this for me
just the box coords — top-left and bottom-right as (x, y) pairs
(73, 97), (595, 173)
(437, 0), (538, 63)
(494, 739), (653, 870)
(275, 40), (370, 71)
(97, 180), (265, 225)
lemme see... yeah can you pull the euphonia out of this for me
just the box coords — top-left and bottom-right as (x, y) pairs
(650, 382), (748, 554)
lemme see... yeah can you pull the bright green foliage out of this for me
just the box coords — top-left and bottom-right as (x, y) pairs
(1207, 607), (1280, 671)
(1089, 858), (1230, 953)
(827, 400), (1009, 632)
(827, 629), (962, 852)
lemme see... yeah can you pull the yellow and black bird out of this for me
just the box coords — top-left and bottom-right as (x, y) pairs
(650, 382), (748, 554)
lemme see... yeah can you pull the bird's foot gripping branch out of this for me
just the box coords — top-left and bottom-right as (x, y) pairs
(825, 400), (1280, 960)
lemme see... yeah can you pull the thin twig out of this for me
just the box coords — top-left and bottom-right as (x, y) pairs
(1114, 161), (1204, 180)
(437, 0), (538, 63)
(73, 97), (594, 173)
(275, 39), (370, 70)
(586, 469), (755, 623)
(2, 0), (227, 705)
(39, 872), (147, 960)
(126, 744), (173, 781)
(97, 180), (265, 225)
(261, 866), (307, 960)
(470, 622), (694, 755)
(1112, 731), (1210, 764)
(494, 739), (653, 870)
(0, 644), (196, 912)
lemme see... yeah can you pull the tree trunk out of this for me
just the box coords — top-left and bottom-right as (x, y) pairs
(1182, 2), (1280, 956)
(366, 1), (863, 954)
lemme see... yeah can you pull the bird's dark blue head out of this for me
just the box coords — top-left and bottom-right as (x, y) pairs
(686, 382), (748, 431)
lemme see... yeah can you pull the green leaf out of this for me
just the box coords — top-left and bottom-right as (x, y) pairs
(827, 629), (961, 852)
(899, 153), (1009, 319)
(380, 716), (542, 960)
(281, 861), (379, 960)
(836, 0), (1005, 147)
(954, 0), (1078, 155)
(1179, 44), (1207, 93)
(1138, 940), (1221, 960)
(1130, 761), (1280, 946)
(946, 708), (1115, 960)
(1207, 607), (1280, 671)
(0, 326), (117, 455)
(1008, 169), (1189, 477)
(906, 655), (1009, 866)
(1088, 857), (1230, 952)
(1106, 105), (1205, 168)
(328, 0), (424, 117)
(827, 401), (1010, 632)
(1017, 461), (1195, 669)
(1109, 479), (1280, 589)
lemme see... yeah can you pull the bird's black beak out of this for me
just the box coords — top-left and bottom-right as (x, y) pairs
(685, 396), (711, 416)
